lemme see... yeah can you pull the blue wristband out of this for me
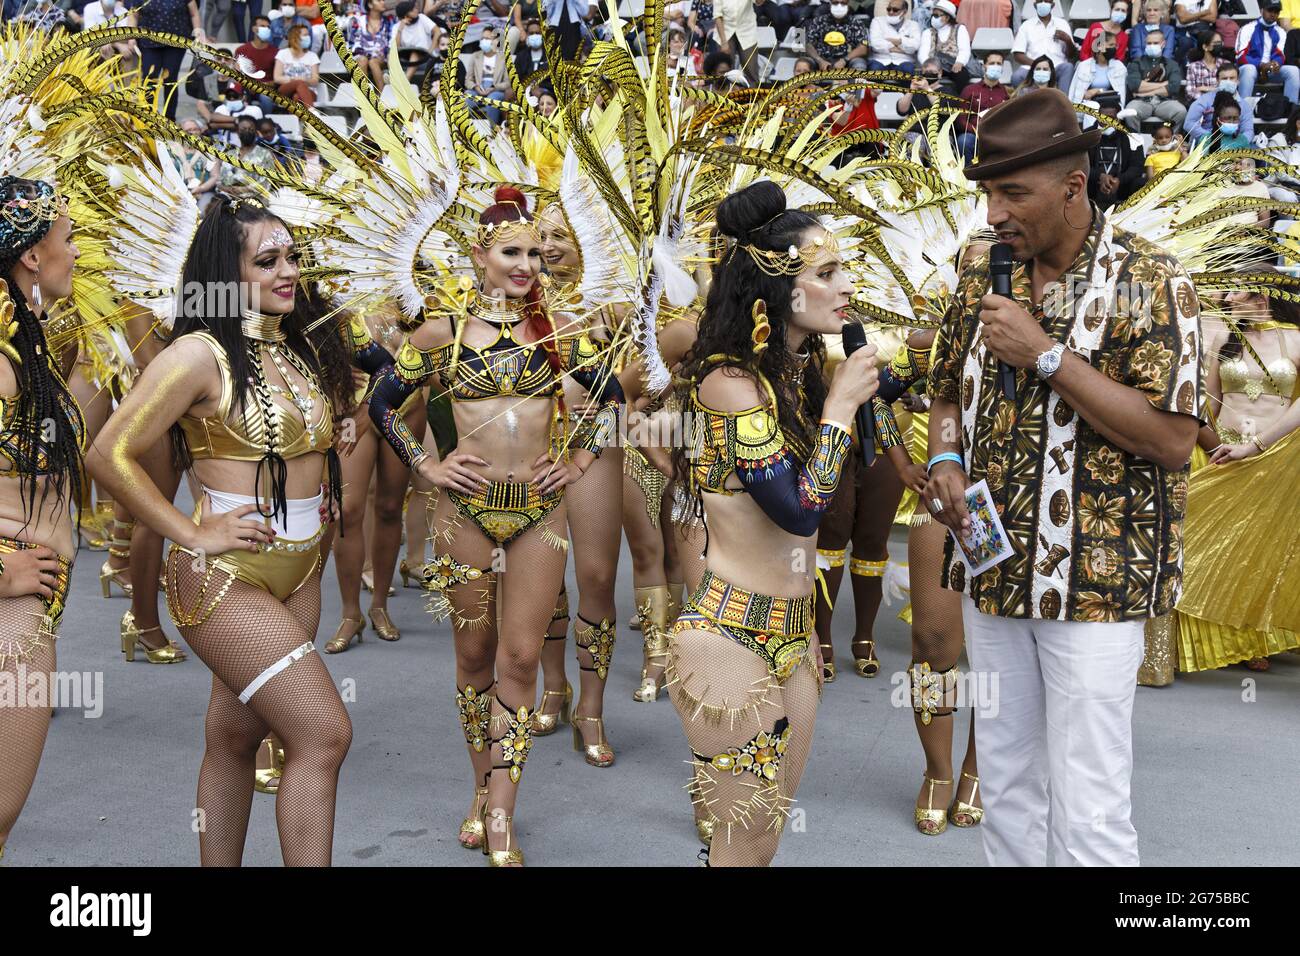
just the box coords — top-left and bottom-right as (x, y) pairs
(926, 452), (964, 473)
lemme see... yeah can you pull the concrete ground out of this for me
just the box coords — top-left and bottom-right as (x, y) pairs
(8, 512), (1298, 867)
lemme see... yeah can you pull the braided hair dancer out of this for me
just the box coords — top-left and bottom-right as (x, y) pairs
(668, 180), (879, 865)
(366, 186), (625, 865)
(89, 196), (357, 865)
(0, 176), (85, 861)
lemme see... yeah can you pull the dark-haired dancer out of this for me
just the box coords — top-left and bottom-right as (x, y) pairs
(668, 180), (879, 866)
(89, 196), (358, 866)
(0, 176), (85, 860)
(366, 187), (624, 866)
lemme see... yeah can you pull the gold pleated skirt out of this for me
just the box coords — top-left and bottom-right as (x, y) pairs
(1173, 432), (1300, 671)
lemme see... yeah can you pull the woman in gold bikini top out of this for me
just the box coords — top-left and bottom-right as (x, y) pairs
(89, 195), (360, 867)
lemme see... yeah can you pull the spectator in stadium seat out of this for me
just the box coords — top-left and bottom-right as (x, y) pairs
(869, 0), (923, 73)
(1124, 31), (1187, 130)
(1185, 62), (1254, 139)
(395, 0), (438, 81)
(1088, 94), (1147, 208)
(1184, 27), (1232, 97)
(1236, 0), (1300, 104)
(467, 23), (511, 123)
(1010, 1), (1076, 91)
(1173, 0), (1238, 61)
(1080, 0), (1131, 62)
(513, 17), (548, 81)
(273, 23), (320, 105)
(955, 50), (1011, 161)
(1128, 0), (1176, 61)
(918, 0), (971, 90)
(1070, 31), (1128, 107)
(807, 1), (871, 69)
(1014, 52), (1058, 94)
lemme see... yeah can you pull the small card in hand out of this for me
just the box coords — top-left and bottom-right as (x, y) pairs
(951, 479), (1013, 577)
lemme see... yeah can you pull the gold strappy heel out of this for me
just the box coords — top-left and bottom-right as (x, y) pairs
(253, 737), (285, 794)
(459, 787), (490, 849)
(369, 607), (401, 641)
(571, 715), (614, 768)
(916, 774), (952, 835)
(120, 611), (187, 664)
(325, 618), (364, 654)
(398, 559), (423, 588)
(948, 772), (984, 828)
(532, 682), (572, 736)
(480, 806), (524, 867)
(852, 638), (880, 677)
(819, 642), (836, 682)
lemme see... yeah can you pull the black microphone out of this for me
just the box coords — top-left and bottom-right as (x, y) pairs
(840, 322), (876, 466)
(990, 243), (1017, 401)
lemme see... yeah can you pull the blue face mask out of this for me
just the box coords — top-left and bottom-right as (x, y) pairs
(1220, 122), (1239, 135)
(256, 26), (271, 40)
(1033, 69), (1051, 84)
(526, 33), (543, 49)
(300, 33), (311, 48)
(1111, 8), (1126, 22)
(984, 63), (1002, 81)
(1219, 79), (1238, 94)
(1035, 1), (1052, 17)
(480, 38), (495, 52)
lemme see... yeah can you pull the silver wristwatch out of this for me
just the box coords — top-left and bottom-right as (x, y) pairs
(1035, 342), (1066, 380)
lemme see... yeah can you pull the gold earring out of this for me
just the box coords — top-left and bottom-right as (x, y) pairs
(751, 299), (770, 355)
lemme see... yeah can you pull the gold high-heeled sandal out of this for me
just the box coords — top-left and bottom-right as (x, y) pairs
(253, 737), (285, 794)
(915, 774), (952, 836)
(459, 786), (489, 849)
(398, 559), (424, 588)
(533, 682), (572, 736)
(100, 525), (134, 597)
(571, 715), (615, 768)
(480, 806), (524, 867)
(852, 639), (880, 677)
(696, 816), (715, 846)
(120, 611), (187, 664)
(324, 618), (364, 654)
(819, 642), (837, 683)
(948, 771), (983, 828)
(369, 607), (401, 641)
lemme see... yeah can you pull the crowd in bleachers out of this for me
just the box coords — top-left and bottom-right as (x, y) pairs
(8, 0), (1300, 256)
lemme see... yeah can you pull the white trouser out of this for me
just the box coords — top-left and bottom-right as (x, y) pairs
(962, 597), (1144, 867)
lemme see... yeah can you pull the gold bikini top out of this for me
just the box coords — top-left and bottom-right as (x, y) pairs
(177, 330), (333, 462)
(1220, 353), (1298, 401)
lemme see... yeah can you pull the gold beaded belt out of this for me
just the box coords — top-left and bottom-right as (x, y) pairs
(673, 569), (813, 680)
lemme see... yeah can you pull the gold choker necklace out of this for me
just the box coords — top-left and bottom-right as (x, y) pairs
(241, 310), (287, 343)
(471, 293), (529, 326)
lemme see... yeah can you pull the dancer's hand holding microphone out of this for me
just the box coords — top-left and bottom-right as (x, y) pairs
(822, 343), (880, 436)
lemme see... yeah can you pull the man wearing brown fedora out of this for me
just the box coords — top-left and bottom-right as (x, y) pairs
(921, 88), (1204, 866)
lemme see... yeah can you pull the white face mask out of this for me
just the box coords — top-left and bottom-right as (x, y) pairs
(929, 14), (944, 27)
(1032, 68), (1051, 84)
(830, 4), (849, 16)
(1146, 44), (1164, 58)
(281, 4), (294, 14)
(1153, 140), (1176, 150)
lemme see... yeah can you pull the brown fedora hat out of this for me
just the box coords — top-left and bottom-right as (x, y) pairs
(964, 88), (1102, 180)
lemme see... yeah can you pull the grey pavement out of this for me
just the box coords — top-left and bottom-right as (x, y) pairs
(9, 509), (1299, 867)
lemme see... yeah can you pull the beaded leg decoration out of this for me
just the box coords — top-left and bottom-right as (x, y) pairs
(572, 616), (615, 767)
(632, 585), (671, 703)
(484, 699), (535, 867)
(689, 718), (795, 853)
(909, 661), (960, 835)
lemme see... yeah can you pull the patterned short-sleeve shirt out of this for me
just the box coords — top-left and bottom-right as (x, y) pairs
(928, 213), (1204, 623)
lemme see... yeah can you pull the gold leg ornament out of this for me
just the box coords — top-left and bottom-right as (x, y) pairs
(632, 585), (671, 703)
(572, 616), (616, 767)
(849, 555), (887, 677)
(690, 718), (795, 848)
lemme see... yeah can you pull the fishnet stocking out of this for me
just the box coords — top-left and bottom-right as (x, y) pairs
(370, 406), (420, 606)
(537, 586), (569, 701)
(128, 440), (181, 636)
(668, 627), (818, 867)
(0, 599), (55, 853)
(334, 424), (380, 619)
(170, 555), (350, 866)
(623, 467), (668, 585)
